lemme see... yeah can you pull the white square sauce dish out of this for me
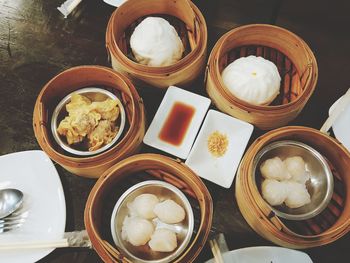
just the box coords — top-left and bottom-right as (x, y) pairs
(143, 86), (211, 159)
(185, 110), (254, 188)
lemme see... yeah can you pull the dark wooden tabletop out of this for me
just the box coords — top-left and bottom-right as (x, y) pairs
(0, 0), (349, 262)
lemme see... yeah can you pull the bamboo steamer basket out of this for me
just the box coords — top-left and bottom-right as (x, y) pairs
(106, 0), (207, 89)
(84, 153), (213, 263)
(33, 66), (145, 178)
(236, 126), (350, 248)
(205, 24), (318, 130)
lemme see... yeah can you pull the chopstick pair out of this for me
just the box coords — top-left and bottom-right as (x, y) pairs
(0, 230), (91, 250)
(209, 233), (229, 263)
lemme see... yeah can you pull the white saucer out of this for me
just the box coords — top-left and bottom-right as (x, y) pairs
(205, 246), (313, 263)
(329, 95), (350, 151)
(0, 150), (66, 263)
(144, 86), (211, 159)
(103, 0), (126, 7)
(185, 110), (253, 188)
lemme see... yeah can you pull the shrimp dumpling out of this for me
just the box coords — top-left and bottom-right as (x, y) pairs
(153, 200), (185, 224)
(284, 156), (310, 183)
(149, 229), (177, 252)
(260, 157), (291, 181)
(261, 179), (289, 206)
(284, 181), (311, 208)
(128, 194), (159, 219)
(121, 216), (154, 246)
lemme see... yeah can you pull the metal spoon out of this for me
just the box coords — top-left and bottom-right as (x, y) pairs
(0, 189), (23, 219)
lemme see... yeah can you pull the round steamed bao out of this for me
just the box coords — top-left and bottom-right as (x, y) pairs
(130, 17), (184, 67)
(222, 55), (281, 105)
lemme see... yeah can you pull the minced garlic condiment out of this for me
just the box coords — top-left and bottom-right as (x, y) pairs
(207, 131), (229, 157)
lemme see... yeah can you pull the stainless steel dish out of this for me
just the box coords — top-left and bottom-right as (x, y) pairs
(110, 180), (194, 263)
(253, 140), (334, 220)
(51, 87), (126, 156)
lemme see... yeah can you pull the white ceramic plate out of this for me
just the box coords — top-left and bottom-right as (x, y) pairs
(185, 110), (253, 188)
(205, 246), (313, 263)
(143, 86), (211, 159)
(329, 95), (350, 151)
(103, 0), (126, 7)
(0, 150), (66, 263)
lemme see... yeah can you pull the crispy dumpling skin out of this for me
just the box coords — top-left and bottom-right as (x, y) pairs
(57, 94), (120, 151)
(91, 98), (120, 121)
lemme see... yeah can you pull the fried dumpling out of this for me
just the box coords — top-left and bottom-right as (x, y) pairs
(57, 93), (120, 151)
(91, 98), (120, 121)
(57, 111), (100, 145)
(66, 93), (91, 114)
(88, 120), (117, 151)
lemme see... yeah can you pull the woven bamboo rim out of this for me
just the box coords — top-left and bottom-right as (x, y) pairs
(205, 24), (318, 130)
(84, 153), (213, 262)
(236, 126), (350, 248)
(33, 66), (145, 178)
(106, 0), (207, 89)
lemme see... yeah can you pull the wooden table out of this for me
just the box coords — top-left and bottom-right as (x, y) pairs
(0, 0), (349, 262)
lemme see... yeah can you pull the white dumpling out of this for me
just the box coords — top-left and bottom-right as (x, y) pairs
(148, 229), (177, 252)
(221, 56), (281, 105)
(284, 156), (310, 183)
(285, 181), (311, 208)
(130, 17), (184, 67)
(121, 216), (154, 246)
(260, 157), (291, 181)
(261, 179), (289, 206)
(128, 194), (159, 219)
(153, 200), (186, 224)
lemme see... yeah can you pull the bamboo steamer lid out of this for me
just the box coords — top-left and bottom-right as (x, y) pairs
(106, 0), (207, 89)
(33, 66), (145, 178)
(206, 24), (318, 130)
(236, 126), (350, 248)
(84, 153), (213, 262)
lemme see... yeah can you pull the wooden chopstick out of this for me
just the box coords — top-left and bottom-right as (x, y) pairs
(320, 88), (350, 133)
(209, 239), (225, 263)
(0, 239), (69, 250)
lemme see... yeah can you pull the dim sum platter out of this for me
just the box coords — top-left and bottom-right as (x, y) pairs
(143, 86), (211, 159)
(186, 110), (253, 188)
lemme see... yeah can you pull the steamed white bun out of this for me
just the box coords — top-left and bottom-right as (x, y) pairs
(260, 157), (291, 181)
(148, 229), (177, 252)
(128, 193), (159, 219)
(121, 216), (154, 246)
(261, 179), (289, 206)
(153, 200), (185, 224)
(130, 17), (184, 66)
(222, 56), (281, 105)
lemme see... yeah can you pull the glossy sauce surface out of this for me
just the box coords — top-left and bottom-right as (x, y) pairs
(158, 102), (195, 146)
